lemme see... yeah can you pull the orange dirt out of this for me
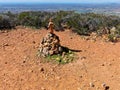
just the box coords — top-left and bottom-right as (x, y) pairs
(0, 27), (120, 90)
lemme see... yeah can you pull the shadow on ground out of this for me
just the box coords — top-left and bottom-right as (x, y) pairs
(62, 46), (82, 53)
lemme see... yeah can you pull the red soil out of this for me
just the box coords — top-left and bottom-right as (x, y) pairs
(0, 27), (120, 90)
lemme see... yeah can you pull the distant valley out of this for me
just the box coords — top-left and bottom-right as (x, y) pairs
(0, 3), (120, 16)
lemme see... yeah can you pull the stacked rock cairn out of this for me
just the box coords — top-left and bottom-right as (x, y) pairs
(39, 33), (63, 57)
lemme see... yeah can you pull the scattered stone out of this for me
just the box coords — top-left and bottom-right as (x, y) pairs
(85, 37), (90, 41)
(101, 64), (105, 66)
(70, 37), (73, 39)
(28, 69), (33, 73)
(96, 87), (100, 89)
(111, 42), (115, 45)
(4, 30), (8, 33)
(38, 33), (63, 57)
(105, 86), (110, 90)
(23, 61), (26, 63)
(108, 63), (112, 66)
(101, 83), (106, 87)
(3, 43), (9, 47)
(55, 83), (59, 87)
(112, 59), (115, 61)
(111, 75), (114, 77)
(89, 82), (95, 87)
(32, 41), (36, 44)
(77, 88), (82, 90)
(41, 87), (46, 90)
(101, 83), (110, 90)
(50, 68), (54, 72)
(79, 76), (83, 78)
(87, 45), (90, 49)
(32, 46), (36, 49)
(62, 52), (66, 58)
(21, 79), (23, 81)
(20, 32), (25, 36)
(56, 76), (61, 80)
(40, 68), (44, 72)
(81, 56), (86, 60)
(5, 62), (7, 64)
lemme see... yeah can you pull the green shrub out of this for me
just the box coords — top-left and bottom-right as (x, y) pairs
(1, 11), (120, 35)
(108, 34), (118, 42)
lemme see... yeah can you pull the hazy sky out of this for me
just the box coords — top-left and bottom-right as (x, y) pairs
(0, 0), (120, 3)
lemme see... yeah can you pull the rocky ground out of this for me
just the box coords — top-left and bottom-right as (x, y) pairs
(0, 27), (120, 90)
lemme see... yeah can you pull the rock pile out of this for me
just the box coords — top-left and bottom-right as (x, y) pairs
(39, 33), (63, 57)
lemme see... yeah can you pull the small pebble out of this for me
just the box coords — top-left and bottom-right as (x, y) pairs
(80, 76), (83, 78)
(89, 82), (95, 87)
(101, 64), (105, 66)
(40, 68), (44, 72)
(77, 88), (82, 90)
(102, 83), (106, 87)
(41, 87), (46, 90)
(3, 43), (9, 47)
(23, 61), (26, 63)
(102, 83), (110, 90)
(70, 37), (73, 39)
(5, 62), (7, 64)
(81, 56), (86, 60)
(104, 86), (110, 90)
(56, 76), (61, 80)
(21, 79), (23, 81)
(32, 41), (36, 44)
(108, 63), (112, 66)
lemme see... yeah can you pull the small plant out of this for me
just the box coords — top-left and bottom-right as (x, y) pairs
(108, 34), (117, 42)
(45, 50), (75, 64)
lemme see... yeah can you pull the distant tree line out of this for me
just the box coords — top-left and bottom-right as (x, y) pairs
(0, 11), (120, 35)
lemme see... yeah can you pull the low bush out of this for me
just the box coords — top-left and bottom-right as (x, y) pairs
(108, 34), (118, 42)
(1, 11), (120, 36)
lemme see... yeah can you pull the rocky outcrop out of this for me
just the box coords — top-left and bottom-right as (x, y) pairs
(38, 33), (63, 57)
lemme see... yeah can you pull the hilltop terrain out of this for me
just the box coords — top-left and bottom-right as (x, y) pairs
(0, 27), (120, 90)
